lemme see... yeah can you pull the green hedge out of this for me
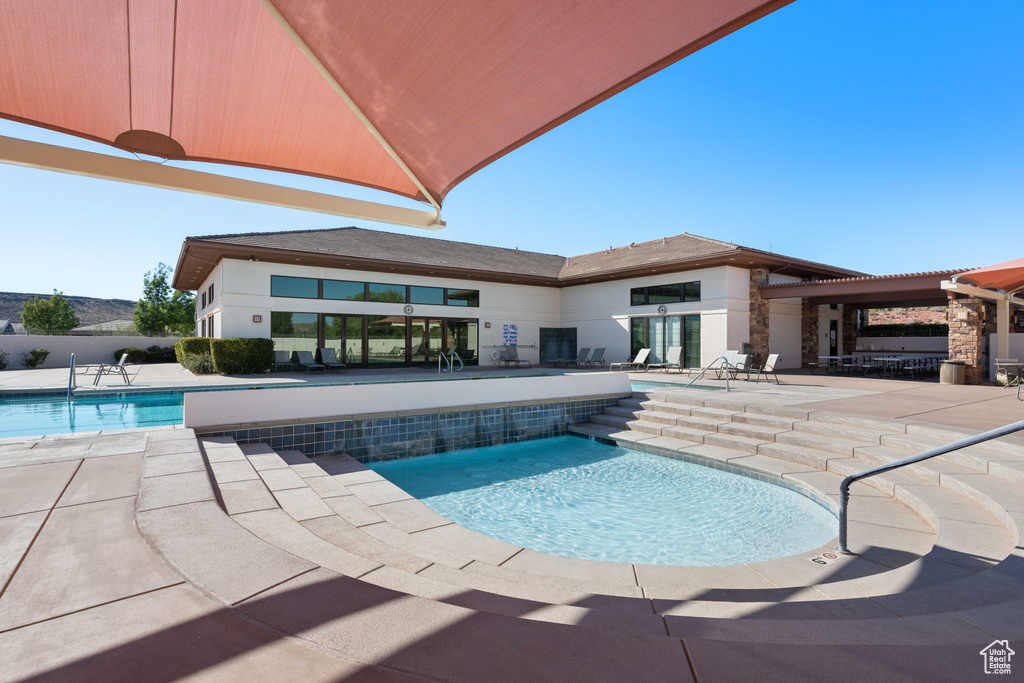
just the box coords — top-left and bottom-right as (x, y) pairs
(113, 347), (149, 363)
(174, 342), (183, 364)
(210, 338), (274, 374)
(180, 337), (212, 356)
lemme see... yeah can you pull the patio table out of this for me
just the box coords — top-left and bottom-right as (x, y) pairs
(996, 361), (1024, 386)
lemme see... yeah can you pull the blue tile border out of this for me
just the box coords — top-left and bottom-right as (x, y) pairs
(196, 396), (625, 462)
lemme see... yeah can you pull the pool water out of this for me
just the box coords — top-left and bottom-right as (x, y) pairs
(368, 436), (838, 566)
(0, 393), (184, 439)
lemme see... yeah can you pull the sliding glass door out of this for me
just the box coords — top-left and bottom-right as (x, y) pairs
(631, 314), (700, 367)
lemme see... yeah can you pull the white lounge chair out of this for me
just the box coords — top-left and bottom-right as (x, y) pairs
(753, 353), (781, 384)
(657, 346), (683, 373)
(584, 347), (606, 368)
(93, 353), (133, 386)
(554, 347), (590, 367)
(610, 348), (650, 372)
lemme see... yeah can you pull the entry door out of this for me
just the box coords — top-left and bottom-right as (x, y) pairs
(324, 315), (366, 367)
(829, 319), (838, 355)
(409, 318), (444, 364)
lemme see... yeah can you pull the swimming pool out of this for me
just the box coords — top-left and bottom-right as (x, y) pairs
(368, 436), (838, 566)
(0, 393), (185, 439)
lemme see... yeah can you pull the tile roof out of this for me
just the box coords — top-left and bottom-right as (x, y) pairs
(190, 227), (567, 279)
(559, 233), (740, 279)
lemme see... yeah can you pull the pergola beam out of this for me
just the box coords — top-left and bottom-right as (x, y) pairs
(0, 135), (445, 230)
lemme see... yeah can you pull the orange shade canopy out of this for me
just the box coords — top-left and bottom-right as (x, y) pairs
(957, 258), (1024, 293)
(0, 0), (791, 208)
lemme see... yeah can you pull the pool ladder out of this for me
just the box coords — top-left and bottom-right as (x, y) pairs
(681, 355), (731, 392)
(67, 353), (76, 401)
(438, 351), (464, 374)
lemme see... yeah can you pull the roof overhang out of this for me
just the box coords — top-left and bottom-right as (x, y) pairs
(940, 280), (1024, 307)
(761, 271), (962, 307)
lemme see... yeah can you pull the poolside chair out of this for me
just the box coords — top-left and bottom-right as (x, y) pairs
(554, 347), (590, 368)
(658, 346), (683, 373)
(501, 345), (532, 368)
(293, 350), (325, 372)
(92, 353), (133, 386)
(584, 347), (606, 368)
(752, 353), (782, 384)
(610, 348), (650, 372)
(273, 350), (294, 372)
(713, 351), (738, 379)
(317, 347), (347, 372)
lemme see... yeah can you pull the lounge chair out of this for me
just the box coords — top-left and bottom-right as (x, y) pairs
(657, 346), (683, 373)
(610, 348), (650, 372)
(317, 347), (347, 372)
(584, 347), (606, 368)
(93, 353), (133, 386)
(554, 347), (590, 368)
(500, 345), (531, 368)
(273, 350), (293, 372)
(752, 353), (781, 384)
(713, 351), (739, 379)
(293, 350), (325, 372)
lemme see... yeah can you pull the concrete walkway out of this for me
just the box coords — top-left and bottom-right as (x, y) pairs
(1, 371), (1022, 681)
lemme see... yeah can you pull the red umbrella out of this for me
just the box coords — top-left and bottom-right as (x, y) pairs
(956, 258), (1024, 293)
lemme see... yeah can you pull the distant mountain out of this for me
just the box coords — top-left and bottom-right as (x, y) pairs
(0, 292), (136, 326)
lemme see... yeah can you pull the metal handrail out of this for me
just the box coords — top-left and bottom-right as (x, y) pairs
(838, 418), (1024, 553)
(438, 351), (452, 374)
(683, 355), (731, 392)
(451, 351), (464, 372)
(67, 353), (76, 401)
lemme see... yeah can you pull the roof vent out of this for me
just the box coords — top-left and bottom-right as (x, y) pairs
(662, 237), (666, 245)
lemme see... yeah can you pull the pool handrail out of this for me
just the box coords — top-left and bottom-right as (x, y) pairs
(683, 355), (730, 392)
(838, 418), (1024, 553)
(67, 353), (75, 400)
(438, 351), (464, 374)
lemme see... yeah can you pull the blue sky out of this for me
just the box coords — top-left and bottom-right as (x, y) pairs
(1, 0), (1021, 300)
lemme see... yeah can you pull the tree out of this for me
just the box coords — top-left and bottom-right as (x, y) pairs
(22, 291), (80, 333)
(134, 263), (195, 336)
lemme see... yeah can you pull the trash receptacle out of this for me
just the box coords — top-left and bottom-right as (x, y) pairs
(940, 360), (965, 385)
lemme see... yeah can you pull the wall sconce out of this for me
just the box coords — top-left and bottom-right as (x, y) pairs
(252, 314), (262, 323)
(484, 322), (491, 328)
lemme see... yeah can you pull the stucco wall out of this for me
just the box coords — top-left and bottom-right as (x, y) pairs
(765, 273), (802, 369)
(0, 336), (178, 368)
(184, 373), (631, 429)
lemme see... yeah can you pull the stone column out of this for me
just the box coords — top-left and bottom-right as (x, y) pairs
(1012, 306), (1024, 334)
(947, 294), (984, 384)
(801, 299), (818, 368)
(841, 306), (858, 356)
(748, 268), (770, 366)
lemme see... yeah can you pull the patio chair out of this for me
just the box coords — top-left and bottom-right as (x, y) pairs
(584, 347), (606, 368)
(273, 350), (293, 372)
(317, 347), (347, 372)
(293, 350), (325, 372)
(610, 348), (650, 372)
(501, 345), (531, 368)
(714, 351), (739, 379)
(554, 347), (590, 367)
(752, 353), (781, 384)
(658, 346), (683, 373)
(92, 353), (134, 386)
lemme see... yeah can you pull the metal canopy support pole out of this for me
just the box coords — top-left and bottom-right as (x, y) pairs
(0, 136), (445, 230)
(997, 298), (1010, 362)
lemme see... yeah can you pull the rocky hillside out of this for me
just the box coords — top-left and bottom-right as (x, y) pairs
(0, 292), (136, 326)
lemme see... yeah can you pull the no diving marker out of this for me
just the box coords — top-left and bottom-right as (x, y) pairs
(810, 552), (840, 566)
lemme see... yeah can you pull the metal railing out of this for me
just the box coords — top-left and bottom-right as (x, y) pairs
(67, 353), (76, 400)
(437, 351), (464, 374)
(838, 418), (1024, 553)
(683, 355), (731, 392)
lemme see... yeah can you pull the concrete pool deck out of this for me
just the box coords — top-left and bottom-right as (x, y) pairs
(1, 370), (1022, 681)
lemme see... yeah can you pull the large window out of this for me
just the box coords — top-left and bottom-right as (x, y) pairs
(631, 314), (700, 367)
(323, 279), (365, 301)
(445, 288), (479, 307)
(271, 275), (318, 299)
(410, 286), (444, 305)
(630, 281), (700, 306)
(367, 283), (407, 303)
(270, 312), (318, 357)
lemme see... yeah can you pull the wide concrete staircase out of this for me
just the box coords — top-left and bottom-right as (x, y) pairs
(131, 391), (1024, 681)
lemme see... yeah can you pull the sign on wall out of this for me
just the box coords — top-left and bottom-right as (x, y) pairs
(502, 323), (518, 346)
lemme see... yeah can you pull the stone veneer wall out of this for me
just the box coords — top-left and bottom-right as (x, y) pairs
(196, 396), (625, 461)
(947, 294), (984, 384)
(1012, 307), (1024, 334)
(748, 268), (770, 366)
(801, 299), (819, 368)
(842, 306), (858, 356)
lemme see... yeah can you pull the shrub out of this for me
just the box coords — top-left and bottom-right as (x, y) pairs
(22, 349), (50, 369)
(180, 337), (212, 357)
(146, 345), (177, 363)
(174, 342), (183, 365)
(211, 338), (274, 374)
(0, 348), (8, 371)
(114, 347), (149, 363)
(182, 352), (215, 375)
